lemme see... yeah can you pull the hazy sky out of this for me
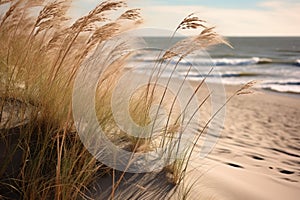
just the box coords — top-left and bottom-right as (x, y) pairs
(0, 0), (299, 36)
(0, 0), (274, 36)
(71, 0), (300, 36)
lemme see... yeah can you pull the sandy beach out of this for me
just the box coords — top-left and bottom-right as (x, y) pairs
(89, 82), (300, 200)
(182, 84), (300, 200)
(1, 1), (299, 199)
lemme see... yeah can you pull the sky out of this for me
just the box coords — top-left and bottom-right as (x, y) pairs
(1, 0), (296, 36)
(70, 0), (300, 36)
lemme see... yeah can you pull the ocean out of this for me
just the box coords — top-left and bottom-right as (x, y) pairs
(130, 37), (300, 94)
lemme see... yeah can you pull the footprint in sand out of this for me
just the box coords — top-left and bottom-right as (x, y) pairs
(278, 168), (295, 175)
(226, 163), (244, 169)
(250, 155), (265, 161)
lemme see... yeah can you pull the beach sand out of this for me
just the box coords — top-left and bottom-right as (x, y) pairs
(181, 84), (300, 200)
(2, 81), (299, 199)
(88, 81), (300, 200)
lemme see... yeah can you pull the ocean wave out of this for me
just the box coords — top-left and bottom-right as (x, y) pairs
(173, 57), (273, 67)
(262, 80), (300, 94)
(262, 85), (300, 94)
(182, 72), (261, 78)
(263, 80), (300, 86)
(209, 58), (300, 67)
(133, 55), (300, 70)
(134, 56), (274, 66)
(209, 57), (272, 66)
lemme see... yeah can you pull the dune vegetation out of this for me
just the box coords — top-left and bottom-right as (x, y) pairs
(0, 0), (247, 199)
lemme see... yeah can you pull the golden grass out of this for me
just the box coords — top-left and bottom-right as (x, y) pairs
(0, 1), (253, 199)
(0, 1), (143, 199)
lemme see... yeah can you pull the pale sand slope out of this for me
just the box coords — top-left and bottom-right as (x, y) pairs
(182, 84), (300, 200)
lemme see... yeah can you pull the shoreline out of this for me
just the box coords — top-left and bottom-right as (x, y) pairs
(259, 87), (300, 99)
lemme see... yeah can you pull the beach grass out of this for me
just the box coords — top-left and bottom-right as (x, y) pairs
(0, 1), (240, 199)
